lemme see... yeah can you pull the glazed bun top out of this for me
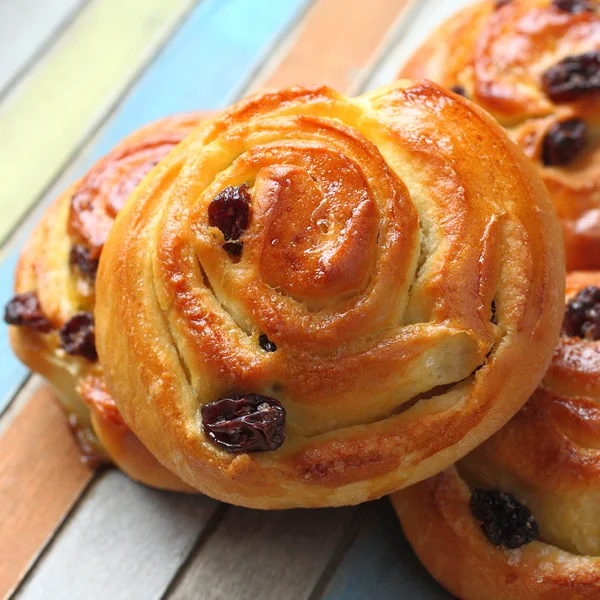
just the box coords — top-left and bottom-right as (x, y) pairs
(95, 82), (564, 508)
(399, 0), (600, 270)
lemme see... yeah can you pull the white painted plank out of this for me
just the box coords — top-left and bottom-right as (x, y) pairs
(167, 506), (359, 600)
(14, 471), (219, 600)
(0, 0), (88, 96)
(361, 0), (475, 92)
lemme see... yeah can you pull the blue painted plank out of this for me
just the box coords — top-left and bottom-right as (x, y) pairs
(323, 499), (451, 600)
(0, 250), (28, 411)
(0, 0), (312, 416)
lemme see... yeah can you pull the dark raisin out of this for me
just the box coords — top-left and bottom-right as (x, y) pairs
(470, 489), (539, 549)
(201, 394), (285, 452)
(541, 51), (600, 103)
(222, 241), (243, 257)
(59, 313), (97, 360)
(552, 0), (595, 13)
(542, 118), (588, 166)
(561, 285), (600, 340)
(69, 244), (99, 279)
(259, 333), (277, 352)
(450, 85), (467, 97)
(208, 184), (251, 244)
(4, 292), (52, 332)
(495, 0), (512, 7)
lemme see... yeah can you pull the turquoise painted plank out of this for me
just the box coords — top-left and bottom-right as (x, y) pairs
(92, 0), (312, 158)
(0, 0), (311, 417)
(322, 500), (451, 600)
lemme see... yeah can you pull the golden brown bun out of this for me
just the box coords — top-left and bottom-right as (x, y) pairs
(399, 0), (600, 271)
(96, 82), (564, 508)
(392, 271), (600, 600)
(9, 114), (205, 492)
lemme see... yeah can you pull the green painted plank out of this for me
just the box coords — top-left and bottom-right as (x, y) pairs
(0, 0), (198, 245)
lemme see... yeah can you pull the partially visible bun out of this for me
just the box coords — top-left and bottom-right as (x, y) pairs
(8, 114), (205, 491)
(399, 0), (600, 270)
(392, 271), (600, 600)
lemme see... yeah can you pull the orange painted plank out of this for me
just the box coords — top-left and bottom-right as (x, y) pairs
(257, 0), (410, 92)
(0, 382), (93, 600)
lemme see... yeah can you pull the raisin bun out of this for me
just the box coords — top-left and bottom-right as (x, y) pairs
(7, 114), (207, 492)
(95, 82), (564, 509)
(392, 271), (600, 600)
(399, 0), (600, 271)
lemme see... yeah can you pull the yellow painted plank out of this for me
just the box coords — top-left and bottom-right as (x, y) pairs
(0, 0), (196, 244)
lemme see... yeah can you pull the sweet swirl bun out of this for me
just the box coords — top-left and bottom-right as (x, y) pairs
(8, 114), (205, 492)
(399, 0), (600, 271)
(96, 83), (564, 509)
(392, 271), (600, 600)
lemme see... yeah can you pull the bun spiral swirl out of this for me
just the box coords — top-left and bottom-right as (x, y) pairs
(393, 271), (600, 600)
(96, 83), (564, 508)
(8, 114), (205, 491)
(399, 0), (600, 271)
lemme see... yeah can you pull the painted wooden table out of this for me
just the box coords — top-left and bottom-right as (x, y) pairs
(0, 1), (472, 598)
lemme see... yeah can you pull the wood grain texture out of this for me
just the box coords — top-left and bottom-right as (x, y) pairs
(322, 500), (452, 600)
(0, 0), (197, 245)
(0, 0), (89, 97)
(0, 379), (93, 600)
(167, 506), (359, 600)
(14, 471), (219, 600)
(251, 0), (411, 93)
(362, 0), (473, 92)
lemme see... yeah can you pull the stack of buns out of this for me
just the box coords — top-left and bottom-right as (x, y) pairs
(4, 0), (598, 594)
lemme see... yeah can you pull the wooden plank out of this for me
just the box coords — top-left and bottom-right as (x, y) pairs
(167, 506), (359, 600)
(0, 0), (89, 97)
(251, 0), (412, 93)
(0, 378), (93, 600)
(361, 0), (472, 92)
(321, 500), (451, 600)
(0, 0), (197, 246)
(14, 471), (219, 600)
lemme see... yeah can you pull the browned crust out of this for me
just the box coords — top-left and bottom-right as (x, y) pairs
(392, 271), (600, 599)
(399, 0), (600, 271)
(96, 82), (564, 508)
